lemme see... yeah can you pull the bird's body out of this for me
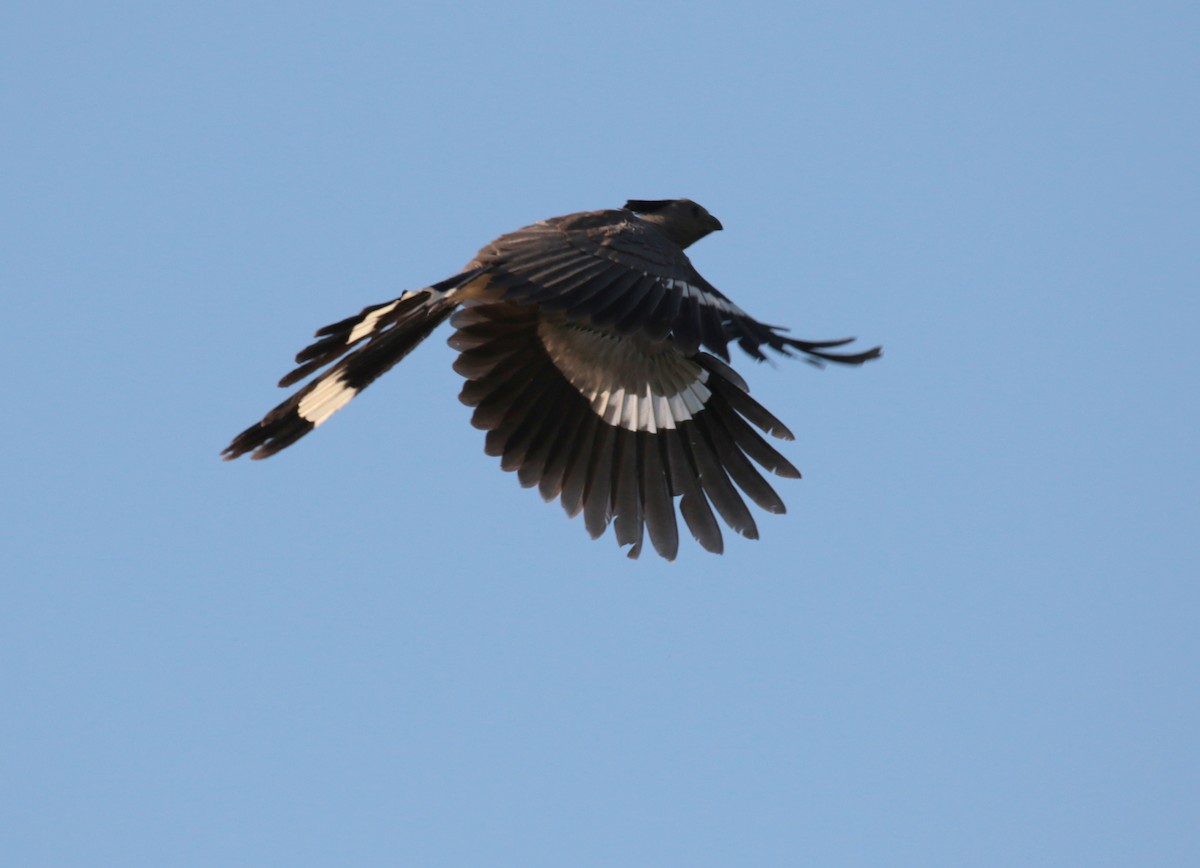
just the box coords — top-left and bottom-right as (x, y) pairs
(223, 199), (880, 559)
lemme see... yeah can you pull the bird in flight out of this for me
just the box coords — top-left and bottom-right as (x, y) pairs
(223, 199), (880, 560)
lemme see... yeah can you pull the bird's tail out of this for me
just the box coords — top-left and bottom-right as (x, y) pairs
(222, 270), (483, 461)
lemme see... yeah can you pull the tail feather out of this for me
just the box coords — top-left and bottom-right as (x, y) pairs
(278, 292), (428, 387)
(278, 269), (485, 387)
(222, 284), (462, 461)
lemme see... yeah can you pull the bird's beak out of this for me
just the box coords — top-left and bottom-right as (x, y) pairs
(708, 216), (724, 232)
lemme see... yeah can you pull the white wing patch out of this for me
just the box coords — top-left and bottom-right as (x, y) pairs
(347, 288), (438, 344)
(538, 319), (711, 433)
(297, 373), (358, 427)
(347, 299), (401, 344)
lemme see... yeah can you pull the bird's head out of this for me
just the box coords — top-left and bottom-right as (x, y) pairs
(623, 198), (723, 249)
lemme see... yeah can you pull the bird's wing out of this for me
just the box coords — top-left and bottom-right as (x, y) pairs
(451, 301), (803, 560)
(474, 209), (880, 365)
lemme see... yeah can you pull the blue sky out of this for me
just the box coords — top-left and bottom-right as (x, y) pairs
(4, 2), (1198, 865)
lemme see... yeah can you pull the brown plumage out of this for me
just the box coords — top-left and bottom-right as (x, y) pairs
(223, 199), (880, 559)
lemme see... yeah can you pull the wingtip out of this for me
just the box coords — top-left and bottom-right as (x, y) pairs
(785, 336), (883, 366)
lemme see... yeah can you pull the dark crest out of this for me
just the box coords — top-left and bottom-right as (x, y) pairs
(623, 199), (677, 214)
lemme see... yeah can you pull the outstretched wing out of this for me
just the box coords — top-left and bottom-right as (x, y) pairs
(450, 301), (804, 560)
(473, 209), (881, 365)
